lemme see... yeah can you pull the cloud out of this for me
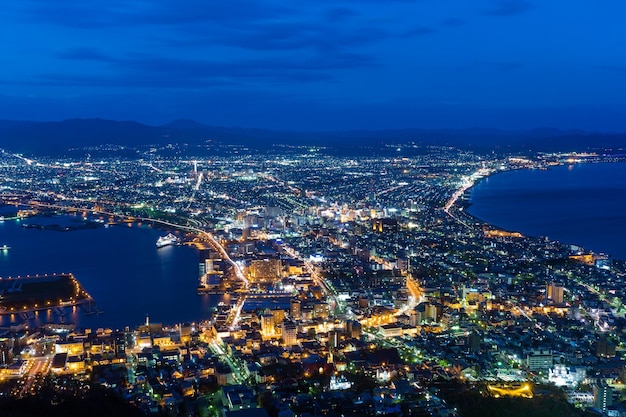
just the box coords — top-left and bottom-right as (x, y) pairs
(194, 23), (390, 52)
(52, 47), (377, 88)
(483, 0), (533, 17)
(20, 0), (296, 28)
(58, 47), (112, 61)
(440, 18), (465, 27)
(324, 7), (359, 22)
(399, 26), (435, 38)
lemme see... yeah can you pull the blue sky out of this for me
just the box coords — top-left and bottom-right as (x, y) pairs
(2, 0), (626, 130)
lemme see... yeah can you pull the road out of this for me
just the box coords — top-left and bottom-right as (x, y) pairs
(19, 356), (51, 397)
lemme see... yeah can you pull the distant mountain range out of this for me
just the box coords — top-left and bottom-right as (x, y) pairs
(1, 118), (626, 155)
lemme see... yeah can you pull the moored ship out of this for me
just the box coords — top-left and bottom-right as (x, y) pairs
(156, 233), (180, 248)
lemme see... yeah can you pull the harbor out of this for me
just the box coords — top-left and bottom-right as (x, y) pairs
(0, 273), (93, 314)
(0, 213), (215, 329)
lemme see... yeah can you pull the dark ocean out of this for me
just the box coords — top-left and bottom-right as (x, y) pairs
(468, 162), (626, 260)
(0, 213), (221, 330)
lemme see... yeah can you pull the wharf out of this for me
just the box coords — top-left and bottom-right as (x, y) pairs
(0, 273), (93, 314)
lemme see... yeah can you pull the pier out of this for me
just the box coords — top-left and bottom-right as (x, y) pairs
(0, 273), (94, 314)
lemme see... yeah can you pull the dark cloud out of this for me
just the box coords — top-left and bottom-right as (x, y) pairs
(199, 23), (390, 52)
(130, 1), (296, 27)
(52, 48), (376, 88)
(441, 18), (465, 27)
(58, 47), (112, 61)
(324, 8), (359, 22)
(483, 0), (533, 17)
(21, 0), (295, 28)
(399, 26), (435, 38)
(20, 0), (129, 28)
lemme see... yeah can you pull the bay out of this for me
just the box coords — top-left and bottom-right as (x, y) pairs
(468, 162), (626, 260)
(0, 213), (220, 329)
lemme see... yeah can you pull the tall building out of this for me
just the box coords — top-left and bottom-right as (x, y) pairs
(594, 381), (613, 413)
(467, 331), (482, 354)
(281, 320), (298, 347)
(290, 299), (301, 320)
(346, 320), (362, 339)
(0, 343), (13, 366)
(328, 330), (339, 349)
(260, 314), (275, 337)
(526, 350), (553, 371)
(596, 337), (616, 358)
(546, 282), (564, 304)
(372, 218), (398, 233)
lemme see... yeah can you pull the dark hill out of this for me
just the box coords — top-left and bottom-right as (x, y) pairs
(0, 118), (625, 155)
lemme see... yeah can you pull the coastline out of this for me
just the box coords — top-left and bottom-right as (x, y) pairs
(0, 211), (208, 329)
(452, 160), (626, 261)
(0, 204), (243, 329)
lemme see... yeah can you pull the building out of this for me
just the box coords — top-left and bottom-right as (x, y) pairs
(346, 320), (362, 339)
(290, 299), (301, 320)
(526, 350), (553, 371)
(260, 314), (275, 337)
(548, 364), (586, 388)
(249, 258), (282, 282)
(467, 331), (482, 354)
(372, 218), (398, 233)
(546, 282), (564, 304)
(0, 343), (13, 366)
(594, 382), (613, 413)
(281, 320), (298, 347)
(596, 337), (617, 358)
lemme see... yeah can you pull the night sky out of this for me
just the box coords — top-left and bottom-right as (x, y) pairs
(2, 0), (626, 130)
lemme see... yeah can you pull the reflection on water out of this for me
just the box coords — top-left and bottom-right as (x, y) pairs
(0, 214), (223, 330)
(468, 162), (626, 260)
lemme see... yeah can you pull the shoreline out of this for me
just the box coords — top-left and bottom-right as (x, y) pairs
(0, 203), (240, 329)
(450, 160), (626, 261)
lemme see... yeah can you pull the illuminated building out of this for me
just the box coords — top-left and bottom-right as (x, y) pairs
(546, 282), (564, 304)
(0, 343), (13, 365)
(594, 382), (613, 413)
(55, 341), (85, 355)
(372, 218), (398, 233)
(327, 330), (339, 349)
(425, 303), (442, 323)
(548, 364), (586, 388)
(380, 324), (403, 338)
(346, 320), (362, 339)
(290, 299), (301, 319)
(249, 258), (281, 282)
(486, 383), (533, 398)
(260, 313), (275, 337)
(281, 320), (297, 347)
(526, 350), (553, 371)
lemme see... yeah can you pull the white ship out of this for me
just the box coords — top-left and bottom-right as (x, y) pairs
(156, 233), (180, 248)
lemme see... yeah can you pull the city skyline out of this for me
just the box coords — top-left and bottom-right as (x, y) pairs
(2, 2), (626, 415)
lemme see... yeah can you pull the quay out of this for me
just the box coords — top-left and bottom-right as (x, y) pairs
(0, 273), (93, 314)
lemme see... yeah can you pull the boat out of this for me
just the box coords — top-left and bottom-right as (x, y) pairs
(0, 244), (10, 251)
(156, 233), (180, 248)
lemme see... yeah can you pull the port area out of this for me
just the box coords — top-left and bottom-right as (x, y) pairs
(0, 273), (93, 314)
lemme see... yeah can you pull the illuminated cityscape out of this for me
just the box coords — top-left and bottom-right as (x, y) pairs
(2, 143), (626, 417)
(2, 0), (626, 414)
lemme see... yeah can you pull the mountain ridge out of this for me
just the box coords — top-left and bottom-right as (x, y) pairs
(1, 118), (625, 155)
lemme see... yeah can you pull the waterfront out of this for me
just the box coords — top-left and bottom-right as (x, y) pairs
(468, 162), (626, 260)
(0, 213), (221, 329)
